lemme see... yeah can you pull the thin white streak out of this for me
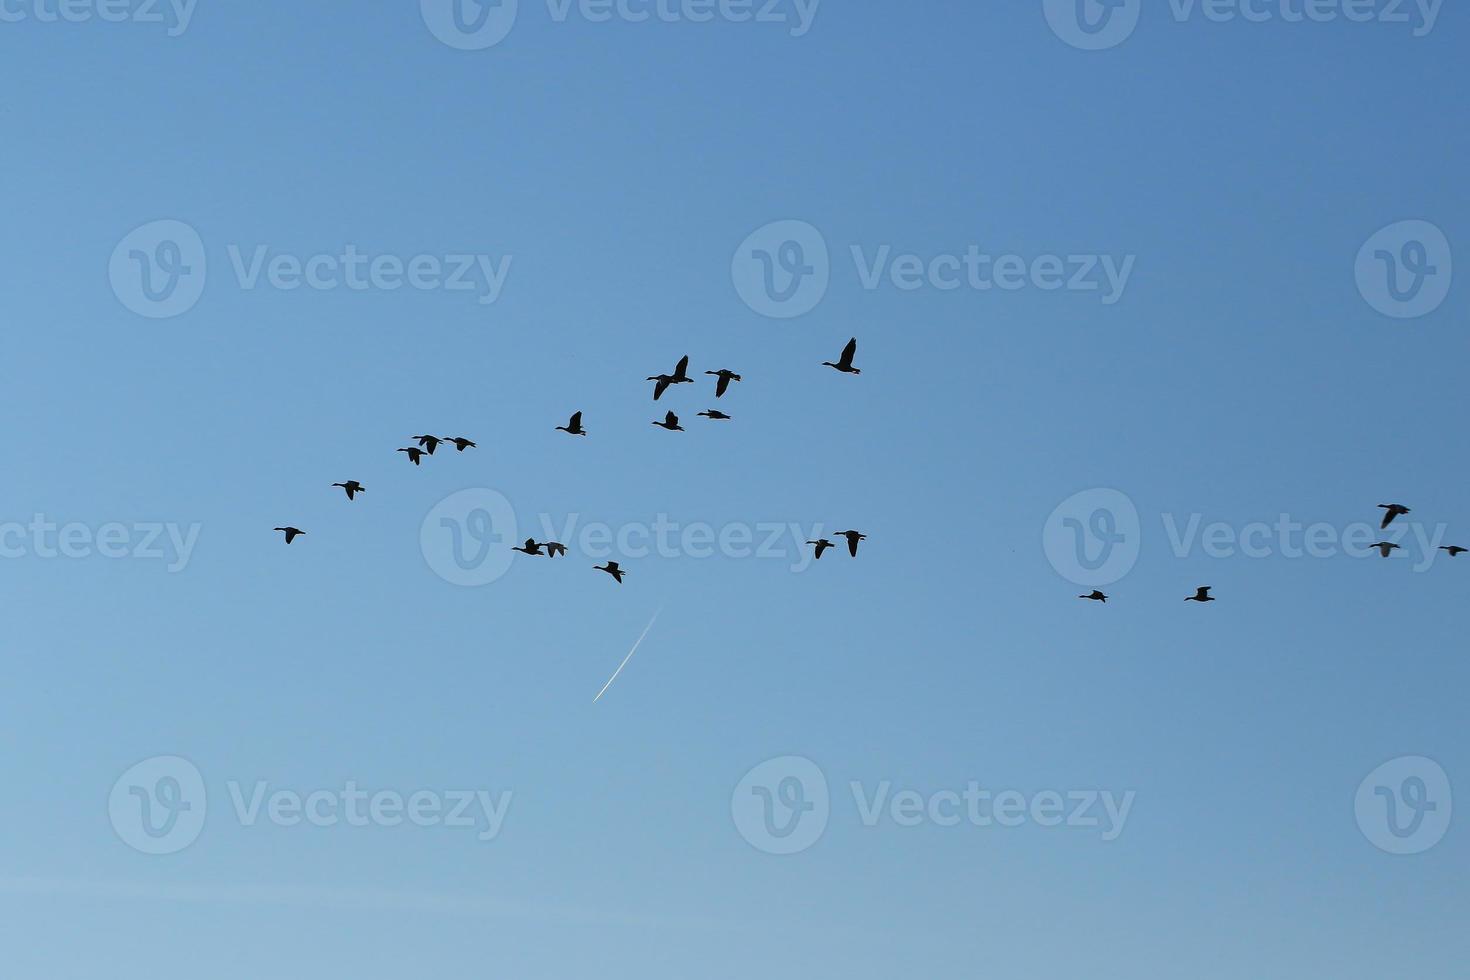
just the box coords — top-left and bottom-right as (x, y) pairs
(593, 607), (662, 703)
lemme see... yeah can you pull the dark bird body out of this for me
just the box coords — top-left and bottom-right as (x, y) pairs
(1370, 541), (1401, 558)
(836, 530), (866, 557)
(513, 538), (545, 556)
(823, 338), (861, 375)
(1379, 504), (1411, 528)
(413, 435), (445, 455)
(1079, 591), (1109, 603)
(808, 539), (833, 559)
(331, 481), (365, 500)
(1185, 586), (1215, 602)
(706, 369), (741, 397)
(652, 411), (684, 431)
(274, 526), (305, 544)
(698, 409), (731, 420)
(557, 412), (587, 436)
(397, 447), (425, 465)
(595, 561), (625, 583)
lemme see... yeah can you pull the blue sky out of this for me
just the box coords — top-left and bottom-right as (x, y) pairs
(0, 1), (1465, 976)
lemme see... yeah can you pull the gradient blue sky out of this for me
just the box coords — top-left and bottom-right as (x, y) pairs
(1, 2), (1466, 976)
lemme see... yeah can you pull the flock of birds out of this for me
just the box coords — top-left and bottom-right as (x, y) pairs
(273, 338), (872, 584)
(1077, 502), (1467, 604)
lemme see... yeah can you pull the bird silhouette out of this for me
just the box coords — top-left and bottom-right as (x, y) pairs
(413, 435), (445, 455)
(1185, 586), (1215, 602)
(331, 480), (365, 500)
(706, 369), (741, 397)
(1079, 590), (1109, 602)
(1370, 541), (1402, 558)
(835, 530), (866, 557)
(1378, 503), (1411, 528)
(652, 410), (684, 432)
(444, 437), (477, 452)
(1441, 546), (1467, 557)
(808, 538), (833, 559)
(556, 411), (587, 436)
(698, 409), (732, 421)
(512, 538), (545, 556)
(397, 447), (425, 466)
(823, 337), (861, 375)
(647, 355), (694, 401)
(544, 542), (567, 558)
(273, 526), (305, 544)
(595, 561), (625, 583)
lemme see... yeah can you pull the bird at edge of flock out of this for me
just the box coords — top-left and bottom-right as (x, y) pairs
(595, 561), (625, 583)
(273, 526), (305, 544)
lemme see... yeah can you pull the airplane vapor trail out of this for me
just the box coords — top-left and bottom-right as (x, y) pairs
(593, 607), (662, 703)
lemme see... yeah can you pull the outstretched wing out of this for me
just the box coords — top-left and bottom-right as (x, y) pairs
(716, 374), (730, 397)
(675, 355), (689, 378)
(840, 337), (857, 366)
(847, 535), (859, 557)
(570, 411), (582, 429)
(665, 411), (678, 425)
(654, 378), (669, 401)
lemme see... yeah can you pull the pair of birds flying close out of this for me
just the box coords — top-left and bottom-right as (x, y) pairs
(398, 434), (476, 465)
(808, 530), (867, 559)
(1079, 586), (1216, 603)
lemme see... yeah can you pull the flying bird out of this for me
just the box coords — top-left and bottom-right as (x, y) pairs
(413, 435), (445, 455)
(706, 369), (741, 398)
(822, 337), (861, 375)
(556, 411), (587, 436)
(835, 530), (866, 557)
(1440, 546), (1467, 557)
(652, 410), (684, 432)
(1370, 541), (1402, 558)
(595, 561), (626, 583)
(647, 355), (694, 401)
(697, 409), (732, 421)
(331, 480), (364, 500)
(1184, 586), (1215, 602)
(512, 538), (545, 556)
(444, 437), (477, 452)
(1079, 591), (1109, 603)
(397, 447), (425, 466)
(1378, 503), (1411, 528)
(544, 542), (567, 558)
(808, 538), (834, 559)
(273, 527), (305, 544)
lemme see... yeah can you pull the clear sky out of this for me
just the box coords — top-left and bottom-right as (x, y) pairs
(0, 2), (1465, 976)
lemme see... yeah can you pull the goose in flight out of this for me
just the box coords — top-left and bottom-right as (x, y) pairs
(652, 410), (684, 432)
(595, 561), (625, 583)
(331, 480), (365, 500)
(1370, 541), (1402, 558)
(706, 369), (741, 397)
(1440, 546), (1467, 557)
(1378, 503), (1411, 528)
(647, 355), (694, 400)
(544, 542), (568, 558)
(808, 538), (834, 559)
(697, 409), (732, 421)
(444, 437), (477, 452)
(556, 411), (587, 436)
(1184, 586), (1215, 603)
(397, 447), (426, 466)
(835, 529), (866, 557)
(1079, 590), (1109, 603)
(413, 435), (446, 455)
(273, 526), (305, 544)
(823, 338), (861, 375)
(512, 538), (545, 556)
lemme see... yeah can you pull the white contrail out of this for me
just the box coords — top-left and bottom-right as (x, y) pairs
(593, 607), (662, 703)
